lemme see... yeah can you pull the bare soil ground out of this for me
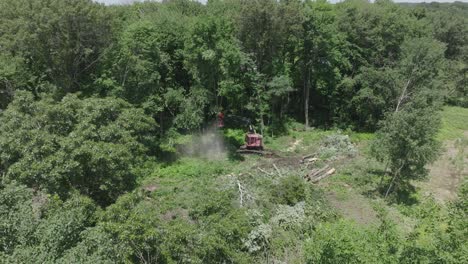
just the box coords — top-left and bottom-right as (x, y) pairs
(286, 139), (302, 152)
(423, 136), (467, 203)
(326, 188), (378, 226)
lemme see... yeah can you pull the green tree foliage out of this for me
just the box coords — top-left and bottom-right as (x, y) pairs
(336, 0), (412, 69)
(333, 0), (428, 130)
(0, 183), (40, 255)
(185, 15), (239, 106)
(235, 0), (300, 130)
(0, 92), (156, 205)
(97, 186), (252, 263)
(426, 7), (468, 107)
(272, 174), (306, 206)
(373, 106), (441, 198)
(299, 0), (348, 127)
(0, 0), (111, 97)
(0, 0), (467, 263)
(102, 20), (166, 105)
(0, 183), (103, 263)
(237, 0), (283, 77)
(304, 218), (399, 264)
(0, 55), (32, 109)
(425, 7), (467, 60)
(352, 37), (446, 130)
(400, 183), (468, 263)
(371, 38), (446, 197)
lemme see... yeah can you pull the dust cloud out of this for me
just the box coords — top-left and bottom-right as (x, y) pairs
(180, 126), (227, 160)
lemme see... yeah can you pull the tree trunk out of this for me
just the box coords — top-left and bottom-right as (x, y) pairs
(260, 116), (265, 135)
(304, 69), (310, 129)
(395, 79), (411, 112)
(380, 161), (389, 186)
(385, 172), (398, 198)
(385, 162), (404, 198)
(159, 111), (164, 134)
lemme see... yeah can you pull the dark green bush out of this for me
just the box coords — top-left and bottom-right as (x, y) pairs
(272, 175), (306, 206)
(0, 92), (156, 205)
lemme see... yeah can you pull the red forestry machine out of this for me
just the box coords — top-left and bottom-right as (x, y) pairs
(217, 111), (270, 155)
(237, 124), (265, 154)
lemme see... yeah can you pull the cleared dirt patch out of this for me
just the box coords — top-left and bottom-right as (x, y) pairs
(325, 186), (378, 226)
(287, 139), (302, 152)
(423, 137), (467, 203)
(142, 184), (159, 192)
(161, 208), (194, 223)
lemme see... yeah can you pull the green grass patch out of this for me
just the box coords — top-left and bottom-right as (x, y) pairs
(348, 132), (375, 143)
(265, 129), (333, 153)
(151, 157), (234, 179)
(438, 106), (468, 141)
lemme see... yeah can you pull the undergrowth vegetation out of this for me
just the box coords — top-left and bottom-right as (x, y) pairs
(438, 106), (468, 141)
(1, 107), (467, 263)
(0, 0), (466, 263)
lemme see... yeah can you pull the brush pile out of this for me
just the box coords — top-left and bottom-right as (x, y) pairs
(300, 133), (356, 183)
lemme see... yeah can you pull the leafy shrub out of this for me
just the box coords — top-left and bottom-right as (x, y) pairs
(272, 175), (306, 206)
(100, 188), (253, 264)
(153, 158), (231, 179)
(224, 128), (245, 147)
(304, 219), (398, 264)
(270, 202), (306, 230)
(243, 223), (272, 254)
(0, 183), (101, 263)
(59, 226), (121, 264)
(399, 190), (468, 264)
(319, 133), (357, 160)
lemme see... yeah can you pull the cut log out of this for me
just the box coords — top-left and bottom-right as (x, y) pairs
(304, 157), (319, 163)
(311, 168), (336, 183)
(307, 165), (330, 179)
(304, 169), (317, 181)
(300, 153), (317, 163)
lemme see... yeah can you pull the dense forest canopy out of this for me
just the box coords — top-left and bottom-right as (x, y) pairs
(1, 0), (466, 130)
(0, 0), (467, 263)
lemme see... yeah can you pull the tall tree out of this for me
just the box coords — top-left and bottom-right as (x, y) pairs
(184, 14), (244, 113)
(299, 0), (348, 128)
(371, 38), (446, 197)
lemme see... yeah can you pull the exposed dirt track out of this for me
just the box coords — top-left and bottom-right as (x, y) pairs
(423, 137), (467, 203)
(326, 189), (378, 226)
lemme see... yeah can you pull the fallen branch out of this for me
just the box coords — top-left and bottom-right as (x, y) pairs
(273, 163), (282, 176)
(237, 179), (244, 207)
(258, 168), (272, 175)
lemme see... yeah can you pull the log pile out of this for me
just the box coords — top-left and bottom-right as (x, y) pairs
(301, 152), (337, 183)
(304, 165), (336, 183)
